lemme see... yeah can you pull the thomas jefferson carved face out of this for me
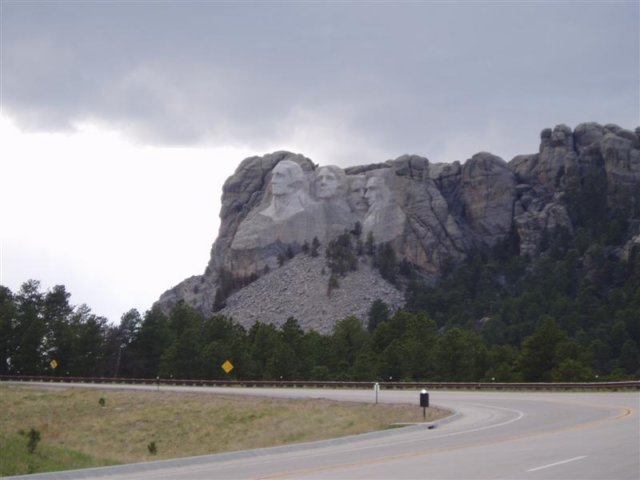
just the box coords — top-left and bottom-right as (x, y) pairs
(314, 166), (344, 199)
(348, 176), (368, 214)
(271, 160), (304, 197)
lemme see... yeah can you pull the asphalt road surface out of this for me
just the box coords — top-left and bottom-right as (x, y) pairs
(10, 383), (639, 480)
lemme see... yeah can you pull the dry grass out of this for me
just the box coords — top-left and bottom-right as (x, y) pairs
(0, 384), (449, 472)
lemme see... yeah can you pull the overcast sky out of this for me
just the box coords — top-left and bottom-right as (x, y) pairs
(1, 0), (638, 324)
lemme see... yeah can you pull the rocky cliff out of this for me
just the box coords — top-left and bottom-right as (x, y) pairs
(156, 122), (640, 331)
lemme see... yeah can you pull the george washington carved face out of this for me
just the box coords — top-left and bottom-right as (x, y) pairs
(271, 160), (305, 197)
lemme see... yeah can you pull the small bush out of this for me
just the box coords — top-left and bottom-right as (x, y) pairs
(27, 428), (41, 454)
(98, 398), (106, 408)
(147, 441), (157, 455)
(311, 237), (321, 257)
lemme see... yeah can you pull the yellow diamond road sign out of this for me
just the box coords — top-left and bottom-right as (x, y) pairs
(221, 360), (234, 374)
(50, 360), (58, 370)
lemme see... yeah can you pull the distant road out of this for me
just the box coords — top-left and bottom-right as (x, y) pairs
(10, 383), (639, 480)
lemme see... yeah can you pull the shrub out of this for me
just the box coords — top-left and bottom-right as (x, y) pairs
(147, 441), (157, 455)
(27, 428), (41, 454)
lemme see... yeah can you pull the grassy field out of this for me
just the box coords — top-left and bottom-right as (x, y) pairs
(0, 384), (449, 476)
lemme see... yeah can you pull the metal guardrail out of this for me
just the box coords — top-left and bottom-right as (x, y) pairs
(1, 375), (638, 390)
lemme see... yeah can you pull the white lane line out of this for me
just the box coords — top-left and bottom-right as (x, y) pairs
(527, 455), (587, 472)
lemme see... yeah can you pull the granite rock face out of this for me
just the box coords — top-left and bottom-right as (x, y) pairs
(157, 122), (640, 331)
(460, 152), (516, 245)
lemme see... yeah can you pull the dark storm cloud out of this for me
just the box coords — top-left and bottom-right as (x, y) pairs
(2, 1), (639, 162)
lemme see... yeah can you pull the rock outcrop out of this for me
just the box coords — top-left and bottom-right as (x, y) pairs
(157, 122), (640, 331)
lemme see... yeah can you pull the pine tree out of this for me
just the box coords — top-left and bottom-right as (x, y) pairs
(367, 299), (390, 332)
(311, 237), (321, 257)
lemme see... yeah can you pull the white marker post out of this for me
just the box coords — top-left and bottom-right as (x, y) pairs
(420, 389), (429, 420)
(374, 382), (380, 404)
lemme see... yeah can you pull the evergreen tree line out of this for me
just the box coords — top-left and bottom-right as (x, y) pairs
(1, 274), (637, 382)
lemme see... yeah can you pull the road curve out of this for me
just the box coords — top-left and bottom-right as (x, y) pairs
(9, 383), (639, 480)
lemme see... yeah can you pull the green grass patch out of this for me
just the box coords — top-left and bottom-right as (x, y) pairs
(0, 384), (449, 477)
(0, 431), (116, 476)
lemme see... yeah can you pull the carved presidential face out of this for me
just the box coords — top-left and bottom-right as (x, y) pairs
(348, 176), (368, 213)
(271, 160), (304, 196)
(365, 176), (389, 208)
(314, 166), (342, 199)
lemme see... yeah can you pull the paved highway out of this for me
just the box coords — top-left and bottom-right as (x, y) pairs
(11, 383), (639, 479)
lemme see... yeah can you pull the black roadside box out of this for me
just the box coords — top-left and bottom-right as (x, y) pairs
(420, 389), (429, 407)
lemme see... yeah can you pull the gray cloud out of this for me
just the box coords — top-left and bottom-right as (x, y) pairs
(2, 1), (639, 163)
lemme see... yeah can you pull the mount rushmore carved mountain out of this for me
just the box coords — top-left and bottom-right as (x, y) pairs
(156, 122), (640, 332)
